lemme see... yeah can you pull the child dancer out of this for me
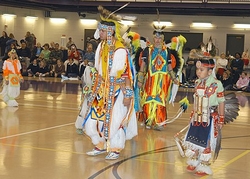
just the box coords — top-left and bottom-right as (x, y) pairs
(1, 49), (24, 106)
(183, 58), (225, 176)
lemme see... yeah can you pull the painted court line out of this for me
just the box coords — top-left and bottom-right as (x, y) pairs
(0, 122), (74, 140)
(1, 143), (85, 155)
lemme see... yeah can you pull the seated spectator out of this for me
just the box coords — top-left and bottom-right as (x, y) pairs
(27, 59), (39, 77)
(17, 41), (31, 67)
(83, 43), (95, 65)
(65, 58), (79, 78)
(20, 39), (25, 44)
(221, 70), (233, 91)
(36, 60), (50, 77)
(233, 71), (249, 91)
(185, 49), (197, 83)
(39, 43), (51, 65)
(79, 59), (88, 78)
(87, 38), (99, 52)
(21, 61), (28, 76)
(49, 42), (63, 71)
(53, 59), (65, 78)
(216, 52), (228, 79)
(61, 47), (68, 62)
(49, 41), (55, 51)
(230, 52), (244, 84)
(31, 42), (43, 62)
(65, 44), (81, 67)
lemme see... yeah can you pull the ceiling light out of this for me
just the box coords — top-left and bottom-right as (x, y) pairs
(191, 22), (213, 28)
(80, 19), (97, 24)
(153, 21), (172, 26)
(50, 17), (66, 23)
(234, 24), (250, 29)
(2, 14), (16, 18)
(120, 15), (137, 21)
(26, 16), (38, 20)
(121, 20), (134, 26)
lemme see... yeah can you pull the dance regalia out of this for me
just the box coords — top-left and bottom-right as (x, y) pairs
(141, 45), (172, 127)
(168, 35), (186, 104)
(184, 75), (225, 175)
(170, 35), (186, 82)
(75, 40), (137, 151)
(122, 30), (147, 116)
(1, 58), (23, 106)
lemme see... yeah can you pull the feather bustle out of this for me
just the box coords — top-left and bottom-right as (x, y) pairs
(224, 92), (240, 124)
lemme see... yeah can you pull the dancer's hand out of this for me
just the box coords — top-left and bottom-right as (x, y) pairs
(218, 123), (223, 129)
(138, 81), (142, 88)
(173, 78), (179, 85)
(20, 79), (24, 83)
(123, 98), (131, 107)
(5, 80), (9, 85)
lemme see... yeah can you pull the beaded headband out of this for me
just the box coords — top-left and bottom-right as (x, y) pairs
(196, 59), (215, 69)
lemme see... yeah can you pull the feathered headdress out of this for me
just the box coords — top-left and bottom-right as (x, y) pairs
(94, 4), (129, 43)
(153, 9), (166, 38)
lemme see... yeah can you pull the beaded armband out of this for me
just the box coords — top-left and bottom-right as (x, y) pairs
(124, 87), (134, 99)
(217, 92), (224, 97)
(169, 70), (176, 80)
(137, 71), (145, 83)
(219, 115), (224, 124)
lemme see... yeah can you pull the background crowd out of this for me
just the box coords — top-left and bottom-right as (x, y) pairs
(1, 30), (250, 92)
(184, 48), (250, 92)
(0, 30), (98, 80)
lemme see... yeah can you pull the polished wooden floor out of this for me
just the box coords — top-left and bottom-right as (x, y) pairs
(0, 76), (250, 179)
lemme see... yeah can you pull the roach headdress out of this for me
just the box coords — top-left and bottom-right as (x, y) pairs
(153, 9), (166, 39)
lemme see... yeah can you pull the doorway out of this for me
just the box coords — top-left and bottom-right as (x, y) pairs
(84, 29), (96, 50)
(226, 34), (244, 57)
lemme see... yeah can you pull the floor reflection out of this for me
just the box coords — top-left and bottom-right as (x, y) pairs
(19, 77), (81, 94)
(0, 107), (19, 137)
(0, 107), (19, 159)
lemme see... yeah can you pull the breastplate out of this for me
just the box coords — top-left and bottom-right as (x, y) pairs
(192, 86), (210, 125)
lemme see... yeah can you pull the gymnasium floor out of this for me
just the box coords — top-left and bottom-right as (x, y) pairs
(0, 77), (250, 179)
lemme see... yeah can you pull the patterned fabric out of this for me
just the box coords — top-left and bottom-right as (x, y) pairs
(1, 58), (23, 106)
(3, 59), (23, 80)
(78, 40), (137, 151)
(141, 45), (172, 126)
(184, 75), (225, 151)
(186, 119), (212, 148)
